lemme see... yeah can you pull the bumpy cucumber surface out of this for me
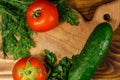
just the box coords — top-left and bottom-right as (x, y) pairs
(68, 22), (113, 80)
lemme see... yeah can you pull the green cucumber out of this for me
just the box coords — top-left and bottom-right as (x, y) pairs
(68, 22), (113, 80)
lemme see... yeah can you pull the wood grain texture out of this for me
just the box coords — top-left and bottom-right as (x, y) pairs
(66, 0), (115, 21)
(0, 0), (120, 80)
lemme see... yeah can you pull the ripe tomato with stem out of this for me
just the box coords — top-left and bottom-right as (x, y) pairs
(26, 0), (59, 32)
(12, 57), (47, 80)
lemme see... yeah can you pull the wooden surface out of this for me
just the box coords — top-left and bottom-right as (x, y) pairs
(66, 0), (115, 21)
(0, 0), (120, 80)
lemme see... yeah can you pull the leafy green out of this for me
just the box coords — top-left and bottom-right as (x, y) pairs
(44, 49), (79, 80)
(49, 0), (79, 25)
(44, 49), (57, 65)
(0, 0), (34, 59)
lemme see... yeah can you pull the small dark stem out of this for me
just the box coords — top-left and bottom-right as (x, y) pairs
(33, 10), (41, 18)
(25, 70), (32, 75)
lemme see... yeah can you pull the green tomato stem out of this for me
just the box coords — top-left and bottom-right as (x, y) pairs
(14, 60), (42, 80)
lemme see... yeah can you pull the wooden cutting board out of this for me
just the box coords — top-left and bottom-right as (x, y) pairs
(0, 0), (120, 80)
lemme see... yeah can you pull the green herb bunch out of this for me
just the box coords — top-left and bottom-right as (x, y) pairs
(44, 49), (79, 80)
(50, 0), (79, 25)
(0, 0), (34, 59)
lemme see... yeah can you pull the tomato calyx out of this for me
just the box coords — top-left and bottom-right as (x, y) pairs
(33, 10), (41, 19)
(13, 60), (41, 80)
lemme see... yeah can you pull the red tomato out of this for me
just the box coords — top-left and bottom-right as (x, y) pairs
(26, 0), (59, 32)
(12, 57), (47, 80)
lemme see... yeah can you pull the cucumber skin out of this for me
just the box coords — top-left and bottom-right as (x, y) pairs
(68, 23), (113, 80)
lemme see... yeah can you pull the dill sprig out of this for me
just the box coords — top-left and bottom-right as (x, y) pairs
(0, 0), (34, 59)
